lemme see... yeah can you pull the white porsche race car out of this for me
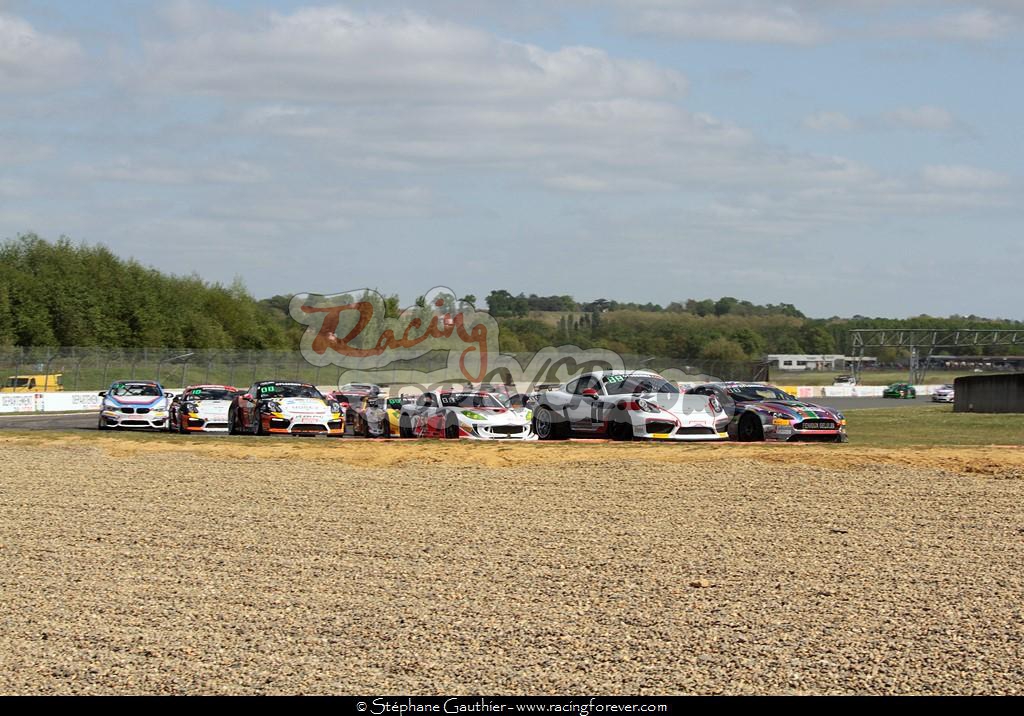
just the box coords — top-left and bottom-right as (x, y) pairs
(398, 390), (536, 440)
(530, 370), (730, 441)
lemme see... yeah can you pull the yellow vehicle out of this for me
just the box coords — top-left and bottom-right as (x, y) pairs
(1, 374), (64, 392)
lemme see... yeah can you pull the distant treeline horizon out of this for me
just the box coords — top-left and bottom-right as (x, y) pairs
(4, 235), (1022, 362)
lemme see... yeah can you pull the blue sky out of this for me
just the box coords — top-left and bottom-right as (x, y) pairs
(1, 0), (1022, 318)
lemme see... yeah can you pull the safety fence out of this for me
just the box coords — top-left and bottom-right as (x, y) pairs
(0, 347), (769, 393)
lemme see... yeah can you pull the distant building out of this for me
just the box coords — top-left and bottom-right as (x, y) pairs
(763, 354), (877, 371)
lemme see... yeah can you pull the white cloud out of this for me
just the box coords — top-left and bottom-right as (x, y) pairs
(0, 12), (83, 91)
(922, 164), (1010, 190)
(72, 158), (272, 185)
(143, 6), (687, 102)
(598, 1), (1023, 44)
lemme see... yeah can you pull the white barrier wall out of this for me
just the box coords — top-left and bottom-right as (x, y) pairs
(0, 391), (104, 414)
(0, 393), (36, 413)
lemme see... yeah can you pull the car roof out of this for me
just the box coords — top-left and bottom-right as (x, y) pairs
(585, 369), (660, 378)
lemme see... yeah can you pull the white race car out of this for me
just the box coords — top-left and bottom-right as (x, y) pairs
(399, 390), (536, 440)
(932, 384), (955, 403)
(98, 380), (171, 430)
(531, 370), (730, 441)
(229, 381), (344, 436)
(168, 384), (239, 433)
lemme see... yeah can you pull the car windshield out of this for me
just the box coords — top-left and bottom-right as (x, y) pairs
(724, 384), (795, 401)
(440, 393), (503, 408)
(602, 374), (680, 395)
(335, 393), (366, 404)
(110, 383), (161, 397)
(5, 377), (31, 388)
(258, 383), (322, 399)
(186, 387), (236, 401)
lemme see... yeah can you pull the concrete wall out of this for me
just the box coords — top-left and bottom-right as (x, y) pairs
(954, 373), (1024, 414)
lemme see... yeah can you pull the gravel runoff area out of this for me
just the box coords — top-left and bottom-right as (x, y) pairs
(1, 436), (1023, 695)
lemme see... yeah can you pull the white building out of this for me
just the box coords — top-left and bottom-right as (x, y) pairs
(764, 354), (851, 371)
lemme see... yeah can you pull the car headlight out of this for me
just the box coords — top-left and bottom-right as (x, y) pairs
(185, 402), (199, 413)
(525, 409), (533, 422)
(637, 399), (659, 413)
(263, 400), (283, 413)
(462, 410), (486, 421)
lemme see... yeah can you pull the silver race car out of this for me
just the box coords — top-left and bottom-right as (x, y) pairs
(531, 370), (729, 441)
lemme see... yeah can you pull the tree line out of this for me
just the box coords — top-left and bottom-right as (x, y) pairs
(3, 236), (1022, 361)
(483, 291), (1024, 362)
(0, 235), (297, 349)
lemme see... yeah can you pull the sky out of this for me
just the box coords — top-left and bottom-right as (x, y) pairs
(1, 0), (1022, 318)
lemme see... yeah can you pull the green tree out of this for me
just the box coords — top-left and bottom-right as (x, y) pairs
(700, 337), (748, 363)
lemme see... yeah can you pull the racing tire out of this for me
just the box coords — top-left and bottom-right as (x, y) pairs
(254, 412), (265, 436)
(533, 407), (569, 441)
(97, 415), (110, 431)
(737, 414), (765, 442)
(399, 414), (414, 439)
(834, 433), (850, 443)
(229, 409), (241, 435)
(360, 419), (371, 439)
(444, 413), (460, 440)
(177, 415), (187, 434)
(608, 419), (634, 441)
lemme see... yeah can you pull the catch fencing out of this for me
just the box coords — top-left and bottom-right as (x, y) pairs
(0, 347), (769, 393)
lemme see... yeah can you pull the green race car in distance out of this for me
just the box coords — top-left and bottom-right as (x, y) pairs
(883, 382), (917, 399)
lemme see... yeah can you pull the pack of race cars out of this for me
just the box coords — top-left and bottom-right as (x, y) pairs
(95, 370), (849, 443)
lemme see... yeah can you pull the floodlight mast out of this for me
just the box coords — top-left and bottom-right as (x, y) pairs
(849, 330), (1024, 384)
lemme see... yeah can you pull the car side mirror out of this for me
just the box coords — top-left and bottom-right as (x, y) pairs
(582, 388), (599, 399)
(98, 391), (106, 397)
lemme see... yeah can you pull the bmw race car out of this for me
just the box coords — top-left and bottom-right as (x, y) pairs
(687, 382), (848, 442)
(168, 384), (240, 433)
(399, 390), (535, 440)
(97, 380), (172, 430)
(931, 384), (955, 403)
(531, 370), (729, 441)
(229, 380), (344, 436)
